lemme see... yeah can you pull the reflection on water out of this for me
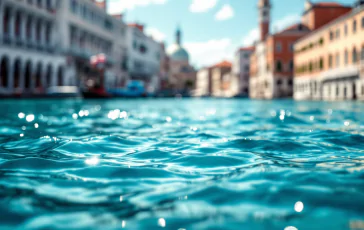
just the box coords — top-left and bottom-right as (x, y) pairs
(0, 98), (364, 229)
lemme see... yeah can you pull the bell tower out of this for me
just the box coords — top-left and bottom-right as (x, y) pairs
(258, 0), (271, 41)
(176, 25), (181, 46)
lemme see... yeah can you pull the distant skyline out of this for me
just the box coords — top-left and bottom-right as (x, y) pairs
(105, 0), (356, 68)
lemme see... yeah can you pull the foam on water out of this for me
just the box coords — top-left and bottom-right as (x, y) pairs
(0, 98), (364, 230)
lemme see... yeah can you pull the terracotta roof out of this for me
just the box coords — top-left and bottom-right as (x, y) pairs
(315, 2), (343, 7)
(277, 23), (311, 34)
(212, 60), (232, 68)
(128, 23), (145, 32)
(239, 46), (255, 52)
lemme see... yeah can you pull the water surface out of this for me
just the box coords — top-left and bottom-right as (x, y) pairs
(1, 99), (364, 230)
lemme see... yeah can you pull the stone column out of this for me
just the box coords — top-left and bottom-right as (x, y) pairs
(31, 18), (37, 46)
(9, 9), (15, 42)
(0, 3), (4, 42)
(20, 14), (27, 45)
(40, 21), (46, 47)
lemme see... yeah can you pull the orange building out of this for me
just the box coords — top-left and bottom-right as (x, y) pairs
(294, 1), (364, 101)
(195, 61), (232, 97)
(250, 0), (310, 99)
(302, 1), (352, 31)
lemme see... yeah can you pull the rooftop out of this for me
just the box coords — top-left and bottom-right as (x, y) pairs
(212, 60), (232, 68)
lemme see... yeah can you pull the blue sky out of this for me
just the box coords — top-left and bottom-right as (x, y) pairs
(106, 0), (356, 68)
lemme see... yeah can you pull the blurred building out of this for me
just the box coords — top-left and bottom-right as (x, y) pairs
(195, 67), (213, 97)
(294, 1), (364, 100)
(0, 0), (129, 96)
(250, 0), (311, 99)
(168, 26), (196, 94)
(0, 0), (67, 96)
(221, 72), (239, 98)
(60, 0), (125, 91)
(125, 23), (162, 93)
(211, 61), (232, 97)
(233, 46), (254, 97)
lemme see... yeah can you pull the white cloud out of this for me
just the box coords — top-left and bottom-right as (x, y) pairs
(215, 4), (234, 21)
(145, 27), (166, 42)
(242, 28), (259, 46)
(190, 0), (218, 13)
(168, 38), (233, 68)
(106, 0), (168, 14)
(241, 14), (301, 46)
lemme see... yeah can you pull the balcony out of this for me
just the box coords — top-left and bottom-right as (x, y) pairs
(3, 34), (12, 45)
(15, 37), (25, 47)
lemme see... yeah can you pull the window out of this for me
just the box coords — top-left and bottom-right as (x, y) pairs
(244, 53), (249, 59)
(244, 65), (249, 72)
(288, 79), (293, 86)
(353, 48), (358, 63)
(133, 40), (137, 49)
(361, 46), (364, 60)
(329, 55), (333, 68)
(289, 43), (294, 52)
(344, 24), (348, 36)
(362, 17), (364, 29)
(289, 60), (294, 71)
(336, 28), (340, 39)
(276, 60), (282, 72)
(309, 62), (313, 72)
(277, 79), (282, 85)
(344, 87), (347, 98)
(319, 58), (324, 70)
(329, 31), (334, 40)
(276, 42), (282, 52)
(345, 50), (348, 65)
(353, 20), (357, 33)
(336, 53), (340, 67)
(336, 86), (339, 96)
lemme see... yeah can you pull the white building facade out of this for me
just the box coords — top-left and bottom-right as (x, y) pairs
(0, 0), (128, 96)
(125, 24), (162, 93)
(233, 47), (254, 96)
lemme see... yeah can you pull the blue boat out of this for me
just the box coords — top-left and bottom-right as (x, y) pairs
(108, 80), (148, 98)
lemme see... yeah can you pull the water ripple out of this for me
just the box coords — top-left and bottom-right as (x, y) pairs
(0, 99), (364, 229)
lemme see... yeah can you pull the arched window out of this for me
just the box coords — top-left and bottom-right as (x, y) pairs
(0, 57), (9, 88)
(329, 54), (333, 68)
(57, 66), (64, 86)
(13, 59), (22, 89)
(24, 61), (32, 89)
(319, 58), (324, 70)
(353, 47), (358, 63)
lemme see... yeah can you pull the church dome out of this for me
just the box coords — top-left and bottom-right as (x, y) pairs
(169, 25), (190, 62)
(169, 44), (189, 62)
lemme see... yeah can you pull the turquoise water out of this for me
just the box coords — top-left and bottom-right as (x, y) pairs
(1, 98), (364, 230)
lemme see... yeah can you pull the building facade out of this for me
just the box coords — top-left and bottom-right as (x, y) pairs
(195, 67), (212, 97)
(294, 2), (364, 101)
(168, 26), (196, 94)
(232, 46), (254, 96)
(125, 23), (162, 93)
(0, 0), (68, 96)
(0, 0), (131, 96)
(211, 61), (232, 97)
(250, 0), (311, 99)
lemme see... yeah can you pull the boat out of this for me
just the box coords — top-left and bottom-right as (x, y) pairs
(46, 86), (81, 98)
(108, 80), (147, 98)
